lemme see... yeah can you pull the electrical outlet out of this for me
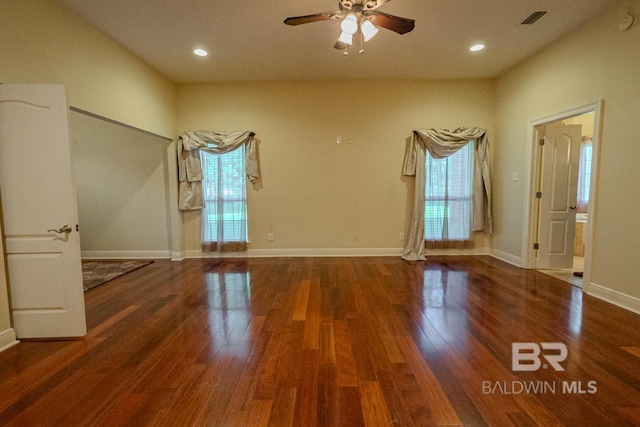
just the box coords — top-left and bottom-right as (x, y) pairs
(399, 232), (405, 241)
(353, 234), (359, 242)
(268, 233), (274, 241)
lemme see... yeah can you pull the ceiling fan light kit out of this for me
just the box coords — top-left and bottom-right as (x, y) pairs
(361, 19), (379, 42)
(284, 0), (415, 55)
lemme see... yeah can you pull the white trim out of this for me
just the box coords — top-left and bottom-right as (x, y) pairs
(0, 328), (19, 353)
(425, 247), (493, 256)
(586, 282), (640, 316)
(522, 100), (603, 286)
(81, 250), (172, 260)
(181, 246), (492, 259)
(491, 249), (523, 267)
(184, 248), (403, 258)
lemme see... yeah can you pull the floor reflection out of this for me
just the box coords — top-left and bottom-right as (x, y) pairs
(422, 267), (469, 310)
(568, 286), (583, 335)
(206, 271), (251, 310)
(204, 269), (252, 357)
(419, 266), (470, 349)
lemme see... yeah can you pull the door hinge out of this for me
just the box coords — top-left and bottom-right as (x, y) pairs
(539, 138), (545, 146)
(534, 243), (540, 250)
(536, 192), (542, 199)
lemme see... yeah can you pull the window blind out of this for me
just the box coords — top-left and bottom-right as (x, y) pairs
(201, 146), (248, 250)
(424, 142), (474, 241)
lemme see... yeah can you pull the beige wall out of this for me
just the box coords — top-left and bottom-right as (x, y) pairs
(177, 80), (496, 254)
(0, 0), (176, 138)
(495, 0), (640, 298)
(70, 111), (173, 258)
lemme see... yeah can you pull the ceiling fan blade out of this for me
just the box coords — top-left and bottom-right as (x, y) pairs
(284, 11), (340, 26)
(362, 0), (392, 11)
(369, 11), (415, 34)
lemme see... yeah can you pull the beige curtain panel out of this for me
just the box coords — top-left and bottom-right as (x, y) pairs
(177, 130), (258, 210)
(402, 127), (492, 261)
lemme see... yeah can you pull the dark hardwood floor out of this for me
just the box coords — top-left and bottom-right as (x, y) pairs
(1, 256), (640, 426)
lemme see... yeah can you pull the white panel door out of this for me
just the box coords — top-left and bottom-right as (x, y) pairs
(536, 124), (582, 269)
(0, 84), (86, 338)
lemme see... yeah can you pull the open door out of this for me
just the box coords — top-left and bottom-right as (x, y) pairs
(0, 84), (87, 338)
(535, 124), (582, 269)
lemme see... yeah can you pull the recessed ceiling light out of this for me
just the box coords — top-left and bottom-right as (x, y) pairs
(470, 43), (485, 52)
(193, 48), (208, 57)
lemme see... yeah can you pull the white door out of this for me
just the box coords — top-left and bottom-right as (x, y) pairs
(536, 124), (582, 269)
(0, 84), (86, 338)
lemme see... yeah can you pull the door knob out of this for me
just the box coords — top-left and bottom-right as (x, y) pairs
(48, 224), (73, 234)
(569, 205), (577, 210)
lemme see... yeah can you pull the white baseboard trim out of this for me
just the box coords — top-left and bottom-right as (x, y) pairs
(586, 282), (640, 316)
(491, 249), (523, 267)
(81, 250), (172, 260)
(184, 247), (404, 258)
(82, 247), (497, 261)
(181, 246), (494, 259)
(251, 248), (405, 257)
(426, 247), (493, 256)
(0, 328), (19, 353)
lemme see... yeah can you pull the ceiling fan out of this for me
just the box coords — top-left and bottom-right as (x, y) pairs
(284, 0), (415, 54)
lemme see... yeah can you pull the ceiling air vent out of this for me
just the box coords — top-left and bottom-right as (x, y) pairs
(520, 10), (548, 25)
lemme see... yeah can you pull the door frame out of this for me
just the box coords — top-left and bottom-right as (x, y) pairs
(521, 99), (604, 292)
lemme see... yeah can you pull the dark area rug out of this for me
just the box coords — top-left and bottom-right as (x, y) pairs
(82, 260), (154, 291)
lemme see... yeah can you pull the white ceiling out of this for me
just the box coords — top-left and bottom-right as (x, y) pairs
(58, 0), (617, 83)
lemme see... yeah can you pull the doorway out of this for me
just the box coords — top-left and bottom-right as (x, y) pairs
(69, 109), (175, 260)
(521, 101), (603, 291)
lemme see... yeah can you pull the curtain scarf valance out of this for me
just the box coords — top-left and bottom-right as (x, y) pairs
(401, 127), (492, 261)
(177, 130), (258, 211)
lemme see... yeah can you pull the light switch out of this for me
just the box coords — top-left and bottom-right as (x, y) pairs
(512, 172), (519, 182)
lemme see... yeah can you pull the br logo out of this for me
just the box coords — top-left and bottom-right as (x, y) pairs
(512, 342), (568, 371)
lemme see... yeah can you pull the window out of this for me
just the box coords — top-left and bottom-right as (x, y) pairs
(576, 138), (592, 213)
(200, 146), (248, 251)
(424, 141), (474, 242)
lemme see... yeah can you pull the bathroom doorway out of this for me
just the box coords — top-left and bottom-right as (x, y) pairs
(521, 101), (603, 290)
